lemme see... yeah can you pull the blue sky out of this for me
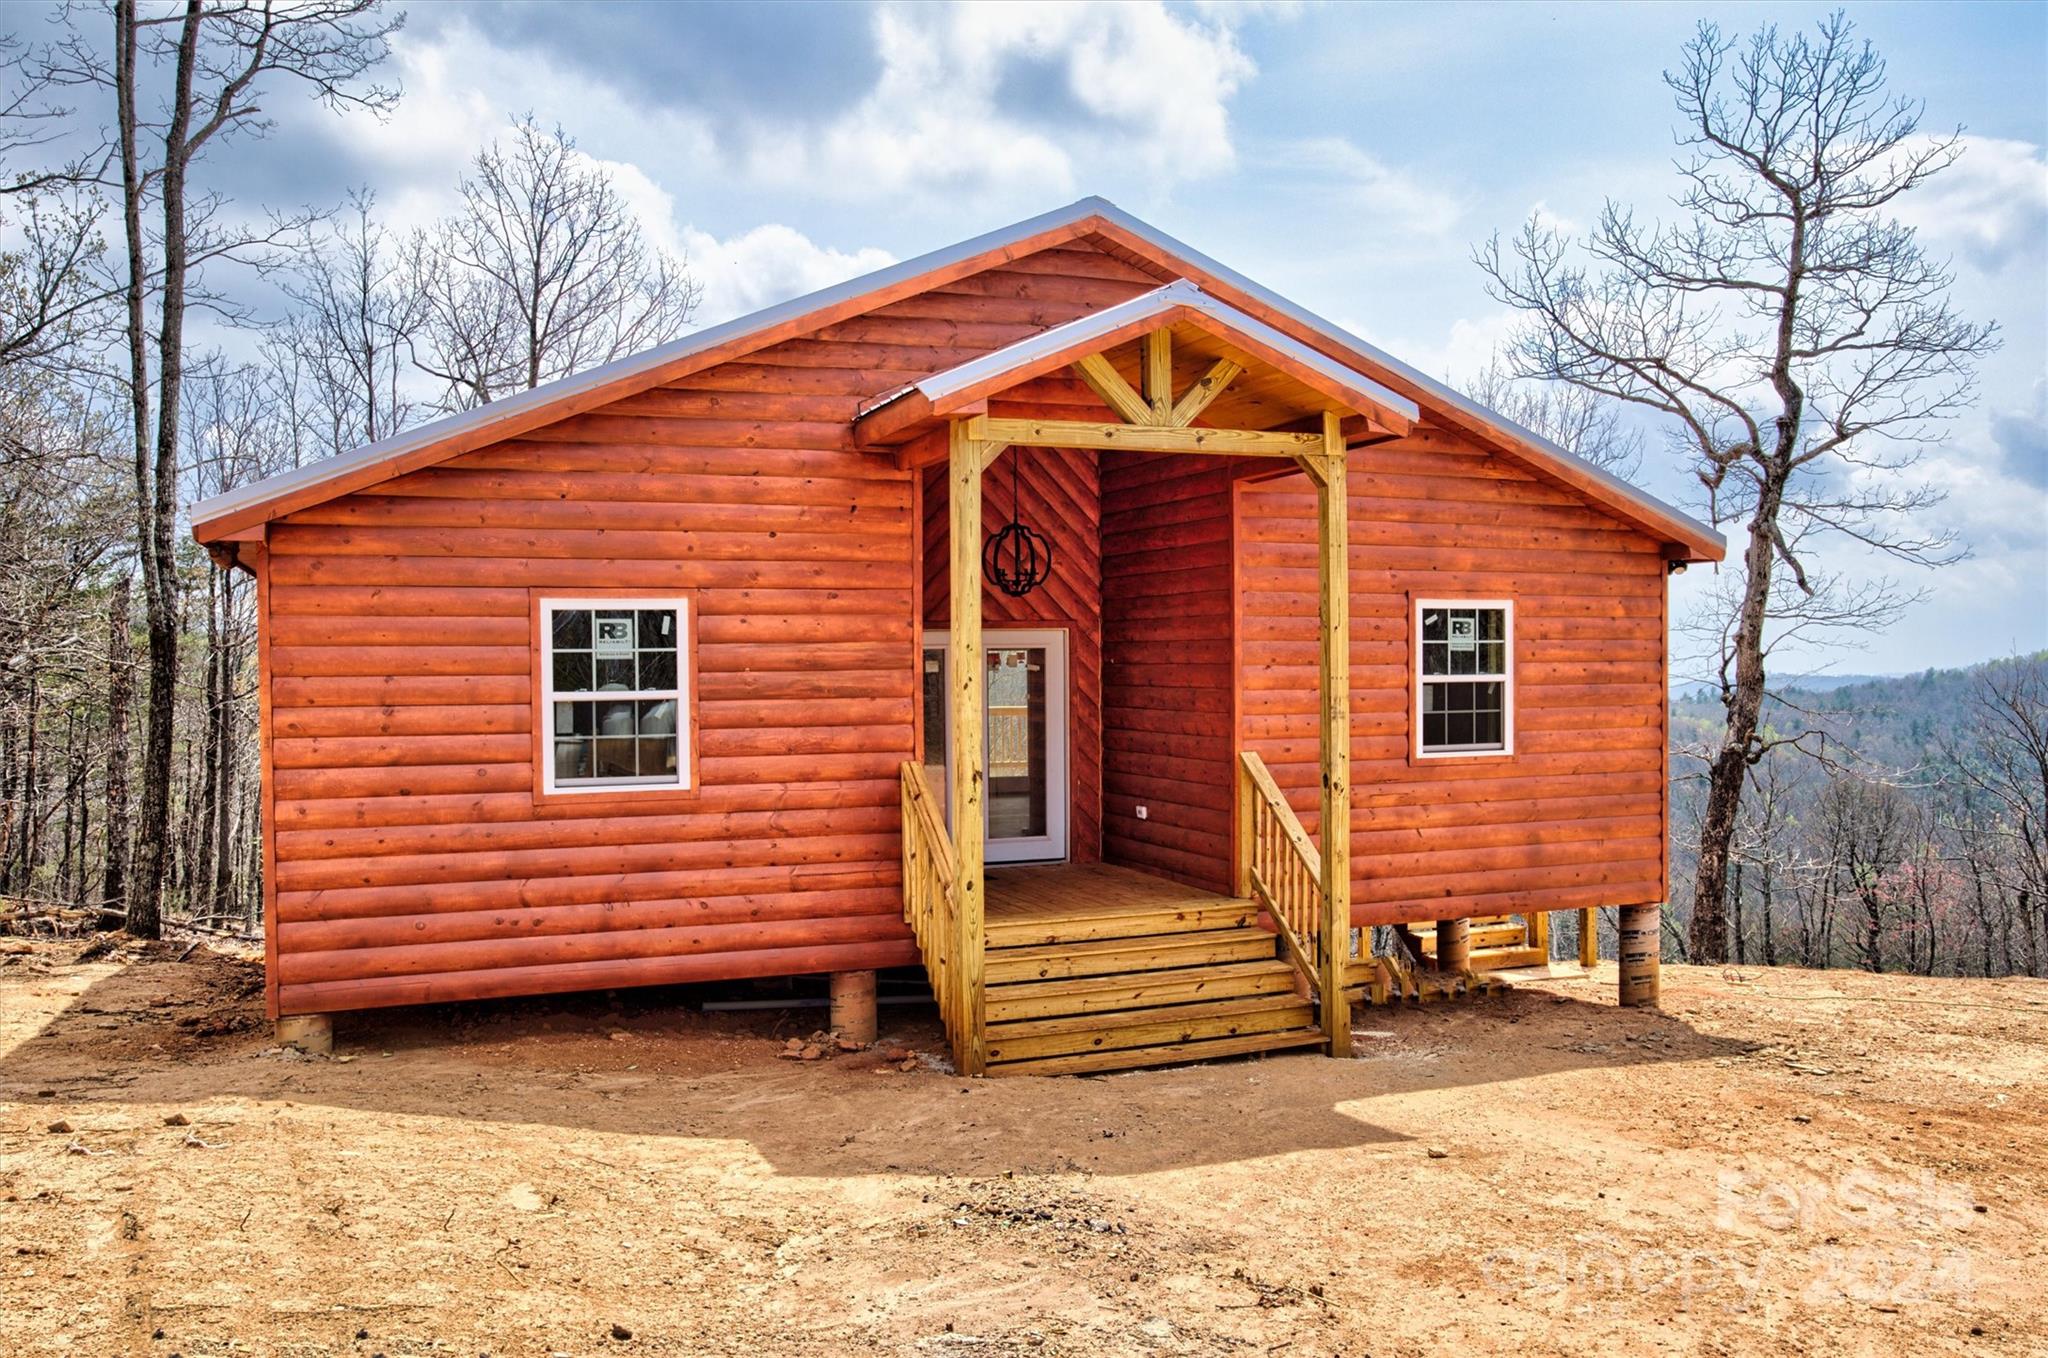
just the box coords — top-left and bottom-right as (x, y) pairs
(149, 2), (2048, 673)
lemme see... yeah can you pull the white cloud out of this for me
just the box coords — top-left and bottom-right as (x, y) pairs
(1358, 309), (1521, 390)
(1263, 135), (1465, 241)
(1528, 199), (1580, 237)
(744, 2), (1257, 205)
(310, 2), (1260, 219)
(684, 224), (898, 325)
(298, 20), (903, 329)
(1892, 135), (2048, 275)
(594, 159), (899, 326)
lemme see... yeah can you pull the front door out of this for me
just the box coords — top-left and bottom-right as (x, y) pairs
(921, 628), (1069, 863)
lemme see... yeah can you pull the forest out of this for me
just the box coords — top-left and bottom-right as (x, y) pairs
(0, 4), (2041, 982)
(1668, 655), (2048, 977)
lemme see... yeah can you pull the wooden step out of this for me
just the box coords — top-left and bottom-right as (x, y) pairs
(985, 959), (1300, 1023)
(1418, 923), (1532, 953)
(983, 928), (1278, 984)
(1411, 915), (1520, 935)
(986, 1027), (1325, 1077)
(985, 994), (1316, 1064)
(984, 900), (1260, 949)
(1469, 944), (1547, 968)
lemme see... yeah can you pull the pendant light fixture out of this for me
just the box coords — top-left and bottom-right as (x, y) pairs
(984, 446), (1053, 598)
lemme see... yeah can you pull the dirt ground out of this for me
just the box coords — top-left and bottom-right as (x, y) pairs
(0, 939), (2042, 1357)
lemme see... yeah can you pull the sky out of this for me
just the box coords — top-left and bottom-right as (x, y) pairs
(35, 0), (2048, 677)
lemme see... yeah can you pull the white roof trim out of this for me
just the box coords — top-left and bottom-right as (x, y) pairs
(865, 279), (1421, 423)
(192, 194), (1721, 558)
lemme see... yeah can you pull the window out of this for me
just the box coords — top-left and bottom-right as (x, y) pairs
(540, 598), (690, 794)
(1415, 599), (1512, 757)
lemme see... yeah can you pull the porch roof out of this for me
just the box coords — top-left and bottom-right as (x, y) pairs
(850, 281), (1421, 449)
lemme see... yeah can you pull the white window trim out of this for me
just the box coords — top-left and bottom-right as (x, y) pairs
(539, 596), (692, 795)
(1413, 597), (1515, 760)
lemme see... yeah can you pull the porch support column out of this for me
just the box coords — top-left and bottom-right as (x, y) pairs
(948, 418), (991, 1075)
(1311, 410), (1353, 1058)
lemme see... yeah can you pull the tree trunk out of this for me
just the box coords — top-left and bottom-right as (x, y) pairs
(8, 666), (41, 893)
(211, 601), (237, 920)
(2022, 889), (2038, 978)
(56, 713), (77, 903)
(71, 736), (90, 909)
(1862, 876), (1885, 974)
(1760, 859), (1778, 967)
(1731, 860), (1746, 965)
(218, 569), (243, 915)
(118, 0), (207, 940)
(101, 575), (134, 925)
(190, 568), (221, 915)
(1690, 481), (1785, 963)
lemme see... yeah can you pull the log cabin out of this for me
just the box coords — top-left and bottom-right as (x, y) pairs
(191, 198), (1724, 1076)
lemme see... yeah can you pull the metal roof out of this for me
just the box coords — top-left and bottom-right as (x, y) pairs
(190, 195), (1723, 560)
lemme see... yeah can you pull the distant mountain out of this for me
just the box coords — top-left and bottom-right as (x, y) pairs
(1673, 653), (2048, 768)
(1677, 672), (1896, 701)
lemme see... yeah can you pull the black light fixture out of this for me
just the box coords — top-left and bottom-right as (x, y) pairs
(984, 446), (1054, 598)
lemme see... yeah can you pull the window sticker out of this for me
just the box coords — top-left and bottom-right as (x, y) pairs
(593, 615), (635, 659)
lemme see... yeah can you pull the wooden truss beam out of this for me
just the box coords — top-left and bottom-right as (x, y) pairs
(1071, 354), (1152, 427)
(1169, 358), (1243, 427)
(981, 416), (1319, 458)
(1142, 329), (1173, 422)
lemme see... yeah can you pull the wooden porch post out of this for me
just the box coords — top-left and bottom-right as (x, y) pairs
(1314, 410), (1353, 1057)
(949, 418), (989, 1075)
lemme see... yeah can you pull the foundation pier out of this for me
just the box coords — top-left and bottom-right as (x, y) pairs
(830, 969), (878, 1045)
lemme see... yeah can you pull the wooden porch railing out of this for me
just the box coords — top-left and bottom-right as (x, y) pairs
(1237, 751), (1332, 1016)
(900, 761), (979, 1072)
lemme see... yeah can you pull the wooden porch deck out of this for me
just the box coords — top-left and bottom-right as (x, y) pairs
(976, 862), (1321, 1076)
(985, 863), (1258, 941)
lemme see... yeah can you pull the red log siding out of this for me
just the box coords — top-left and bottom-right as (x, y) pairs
(258, 244), (1160, 1015)
(1236, 426), (1670, 925)
(922, 440), (1104, 862)
(1099, 454), (1240, 894)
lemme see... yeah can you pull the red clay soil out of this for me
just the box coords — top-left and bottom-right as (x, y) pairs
(1, 937), (2042, 1357)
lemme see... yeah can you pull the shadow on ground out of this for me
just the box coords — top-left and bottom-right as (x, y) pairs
(0, 940), (1756, 1179)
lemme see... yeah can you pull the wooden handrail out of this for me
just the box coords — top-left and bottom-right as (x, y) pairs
(1237, 750), (1327, 1002)
(900, 762), (975, 1072)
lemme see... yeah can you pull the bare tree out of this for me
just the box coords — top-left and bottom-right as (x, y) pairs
(43, 0), (400, 937)
(406, 115), (701, 411)
(1477, 13), (1998, 961)
(271, 187), (421, 455)
(1953, 658), (2048, 975)
(0, 36), (115, 371)
(1464, 358), (1643, 477)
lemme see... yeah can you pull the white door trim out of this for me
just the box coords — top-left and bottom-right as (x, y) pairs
(924, 627), (1069, 864)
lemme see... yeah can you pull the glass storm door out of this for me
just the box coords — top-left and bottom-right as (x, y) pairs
(920, 629), (1069, 864)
